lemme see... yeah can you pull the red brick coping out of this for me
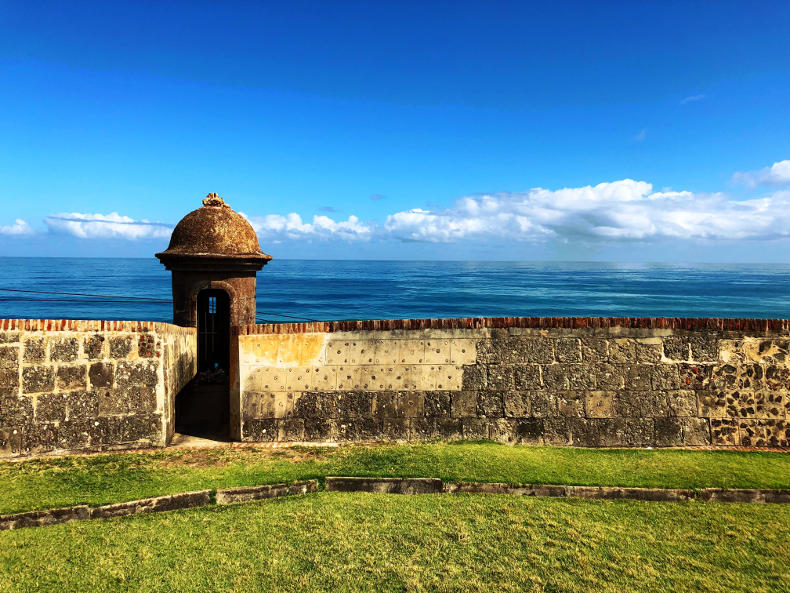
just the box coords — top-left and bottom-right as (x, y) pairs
(236, 316), (790, 335)
(0, 319), (194, 334)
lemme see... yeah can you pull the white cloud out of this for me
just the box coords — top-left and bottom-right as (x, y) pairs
(245, 213), (372, 241)
(44, 213), (172, 239)
(680, 94), (706, 104)
(0, 219), (34, 235)
(384, 180), (790, 243)
(633, 129), (647, 142)
(733, 160), (790, 187)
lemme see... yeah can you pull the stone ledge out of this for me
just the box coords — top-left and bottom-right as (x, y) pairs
(326, 476), (443, 494)
(0, 319), (195, 335)
(89, 490), (212, 519)
(216, 480), (317, 504)
(0, 505), (90, 530)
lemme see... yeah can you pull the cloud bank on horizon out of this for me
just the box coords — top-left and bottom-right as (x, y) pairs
(3, 160), (790, 248)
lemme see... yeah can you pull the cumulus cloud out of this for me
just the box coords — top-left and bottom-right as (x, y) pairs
(44, 213), (172, 239)
(733, 160), (790, 187)
(0, 219), (34, 235)
(246, 213), (372, 241)
(384, 180), (790, 243)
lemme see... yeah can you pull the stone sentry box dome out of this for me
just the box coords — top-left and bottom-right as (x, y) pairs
(156, 193), (272, 328)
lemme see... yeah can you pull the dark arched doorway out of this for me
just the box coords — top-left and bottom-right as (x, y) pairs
(174, 289), (231, 440)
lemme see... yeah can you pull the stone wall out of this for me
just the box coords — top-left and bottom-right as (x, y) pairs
(236, 318), (790, 448)
(0, 320), (196, 457)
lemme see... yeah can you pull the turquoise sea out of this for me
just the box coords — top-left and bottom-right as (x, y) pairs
(0, 258), (788, 322)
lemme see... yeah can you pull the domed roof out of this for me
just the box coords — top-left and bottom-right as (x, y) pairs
(157, 193), (272, 260)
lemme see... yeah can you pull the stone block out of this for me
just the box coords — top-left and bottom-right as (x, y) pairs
(303, 418), (333, 440)
(336, 366), (362, 390)
(516, 338), (554, 364)
(22, 366), (54, 394)
(541, 364), (568, 391)
(89, 362), (114, 388)
(555, 392), (584, 417)
(311, 366), (337, 391)
(635, 339), (663, 364)
(663, 337), (689, 361)
(711, 363), (763, 391)
(623, 364), (652, 390)
(461, 365), (487, 390)
(292, 391), (330, 418)
(326, 476), (443, 494)
(512, 364), (541, 389)
(580, 338), (608, 363)
(764, 365), (790, 391)
(68, 390), (99, 421)
(57, 419), (91, 450)
(543, 418), (573, 445)
(50, 338), (78, 362)
(423, 391), (452, 417)
(678, 364), (712, 390)
(333, 418), (381, 442)
(372, 391), (397, 417)
(116, 360), (157, 387)
(654, 417), (683, 447)
(36, 393), (67, 423)
(528, 391), (555, 418)
(688, 336), (718, 363)
(56, 365), (87, 390)
(278, 418), (305, 441)
(449, 339), (476, 365)
(0, 332), (20, 344)
(503, 391), (530, 417)
(738, 419), (788, 447)
(381, 417), (410, 440)
(109, 336), (133, 359)
(451, 391), (478, 418)
(461, 418), (489, 440)
(593, 362), (623, 390)
(83, 335), (105, 360)
(585, 391), (614, 418)
(285, 367), (313, 391)
(710, 418), (738, 445)
(554, 338), (581, 363)
(91, 490), (212, 519)
(138, 334), (156, 358)
(371, 340), (399, 365)
(651, 365), (680, 390)
(23, 339), (45, 363)
(477, 392), (503, 418)
(608, 339), (637, 363)
(334, 391), (375, 419)
(662, 390), (698, 417)
(434, 365), (462, 390)
(489, 418), (543, 444)
(216, 481), (317, 505)
(396, 391), (424, 417)
(0, 395), (33, 426)
(614, 391), (664, 417)
(397, 340), (425, 364)
(0, 370), (19, 397)
(410, 417), (463, 441)
(424, 339), (452, 364)
(565, 364), (595, 390)
(683, 417), (711, 446)
(118, 414), (160, 443)
(487, 365), (514, 390)
(0, 345), (19, 370)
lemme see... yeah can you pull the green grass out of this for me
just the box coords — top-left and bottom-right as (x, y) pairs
(1, 492), (788, 593)
(1, 443), (789, 515)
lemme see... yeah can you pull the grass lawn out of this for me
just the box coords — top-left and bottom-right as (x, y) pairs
(0, 442), (789, 515)
(1, 492), (788, 593)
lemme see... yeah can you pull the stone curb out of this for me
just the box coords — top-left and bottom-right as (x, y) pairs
(89, 490), (212, 520)
(326, 477), (443, 494)
(216, 480), (317, 504)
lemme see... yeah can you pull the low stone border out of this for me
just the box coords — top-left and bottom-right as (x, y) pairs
(326, 477), (443, 494)
(217, 480), (317, 504)
(0, 482), (317, 531)
(1, 478), (787, 531)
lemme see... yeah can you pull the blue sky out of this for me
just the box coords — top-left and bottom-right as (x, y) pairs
(1, 0), (789, 261)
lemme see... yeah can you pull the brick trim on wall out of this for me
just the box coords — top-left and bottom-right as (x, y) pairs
(0, 319), (194, 335)
(236, 316), (790, 335)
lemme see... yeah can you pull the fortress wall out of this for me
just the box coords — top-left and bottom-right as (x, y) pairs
(236, 318), (790, 448)
(0, 320), (196, 457)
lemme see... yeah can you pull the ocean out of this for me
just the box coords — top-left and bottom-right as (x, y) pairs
(0, 257), (788, 322)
